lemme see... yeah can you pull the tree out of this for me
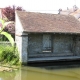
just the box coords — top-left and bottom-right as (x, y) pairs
(2, 5), (24, 21)
(4, 21), (15, 40)
(0, 19), (14, 46)
(1, 6), (24, 40)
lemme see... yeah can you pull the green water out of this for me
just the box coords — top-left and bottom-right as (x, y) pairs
(1, 66), (80, 80)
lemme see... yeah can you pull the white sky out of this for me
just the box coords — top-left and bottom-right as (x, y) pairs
(0, 0), (80, 14)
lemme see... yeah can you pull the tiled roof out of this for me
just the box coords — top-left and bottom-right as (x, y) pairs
(16, 11), (80, 34)
(70, 9), (80, 21)
(59, 8), (80, 21)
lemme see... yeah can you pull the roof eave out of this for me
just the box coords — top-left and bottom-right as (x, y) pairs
(23, 31), (80, 35)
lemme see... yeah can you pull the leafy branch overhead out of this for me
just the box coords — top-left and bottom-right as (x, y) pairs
(0, 19), (14, 46)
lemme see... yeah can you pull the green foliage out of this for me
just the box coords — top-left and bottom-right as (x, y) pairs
(0, 45), (19, 65)
(1, 32), (14, 46)
(0, 35), (8, 41)
(0, 19), (19, 65)
(0, 19), (14, 46)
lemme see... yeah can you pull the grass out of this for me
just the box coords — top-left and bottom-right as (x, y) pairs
(0, 45), (19, 66)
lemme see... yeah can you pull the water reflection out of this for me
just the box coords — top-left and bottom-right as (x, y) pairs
(1, 62), (80, 80)
(0, 78), (2, 80)
(21, 66), (80, 80)
(0, 70), (21, 80)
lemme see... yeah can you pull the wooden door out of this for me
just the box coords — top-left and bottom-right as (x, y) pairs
(43, 34), (52, 52)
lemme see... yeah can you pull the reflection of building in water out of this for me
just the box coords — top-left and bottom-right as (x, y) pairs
(14, 70), (21, 80)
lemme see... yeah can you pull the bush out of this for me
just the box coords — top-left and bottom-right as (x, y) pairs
(0, 45), (19, 65)
(0, 35), (8, 41)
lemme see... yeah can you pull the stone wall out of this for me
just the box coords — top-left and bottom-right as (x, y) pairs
(0, 41), (14, 46)
(74, 37), (80, 55)
(15, 35), (22, 62)
(28, 34), (43, 54)
(15, 34), (28, 63)
(53, 34), (73, 53)
(15, 32), (80, 63)
(15, 12), (28, 63)
(28, 34), (80, 57)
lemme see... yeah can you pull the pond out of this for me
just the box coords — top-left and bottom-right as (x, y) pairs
(0, 62), (80, 80)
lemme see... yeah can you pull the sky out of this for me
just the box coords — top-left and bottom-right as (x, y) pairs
(0, 0), (80, 14)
